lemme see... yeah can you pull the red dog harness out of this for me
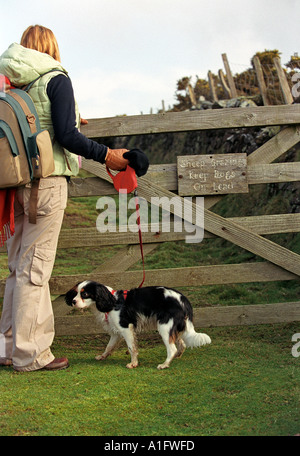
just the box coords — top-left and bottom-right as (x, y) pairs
(105, 289), (128, 322)
(111, 289), (128, 299)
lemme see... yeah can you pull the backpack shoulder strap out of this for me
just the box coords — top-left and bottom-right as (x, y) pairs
(0, 119), (19, 156)
(8, 91), (37, 134)
(23, 69), (68, 92)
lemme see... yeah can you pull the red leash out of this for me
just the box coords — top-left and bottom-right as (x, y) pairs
(134, 188), (145, 288)
(106, 165), (145, 288)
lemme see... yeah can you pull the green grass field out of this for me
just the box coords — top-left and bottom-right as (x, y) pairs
(0, 323), (299, 436)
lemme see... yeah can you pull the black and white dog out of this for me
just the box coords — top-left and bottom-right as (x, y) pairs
(65, 281), (211, 370)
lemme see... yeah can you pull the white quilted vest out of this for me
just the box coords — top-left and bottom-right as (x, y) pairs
(0, 43), (80, 176)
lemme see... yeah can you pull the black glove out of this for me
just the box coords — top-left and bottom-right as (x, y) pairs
(123, 149), (149, 177)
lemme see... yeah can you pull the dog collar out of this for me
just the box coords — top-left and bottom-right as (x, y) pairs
(111, 290), (128, 299)
(105, 290), (128, 322)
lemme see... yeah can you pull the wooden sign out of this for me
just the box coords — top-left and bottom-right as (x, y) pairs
(177, 153), (248, 196)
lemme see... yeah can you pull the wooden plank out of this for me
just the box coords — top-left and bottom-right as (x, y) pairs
(53, 301), (300, 335)
(35, 262), (299, 296)
(253, 55), (269, 106)
(136, 163), (178, 191)
(68, 176), (116, 197)
(222, 53), (238, 98)
(49, 213), (300, 250)
(224, 213), (300, 235)
(52, 295), (71, 317)
(273, 57), (294, 104)
(248, 161), (300, 184)
(57, 226), (188, 249)
(80, 104), (300, 139)
(194, 301), (300, 327)
(55, 314), (101, 336)
(247, 125), (300, 166)
(2, 212), (298, 254)
(93, 243), (158, 273)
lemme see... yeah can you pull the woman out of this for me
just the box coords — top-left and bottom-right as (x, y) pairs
(0, 25), (149, 371)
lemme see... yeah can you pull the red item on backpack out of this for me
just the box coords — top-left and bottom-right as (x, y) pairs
(0, 75), (13, 91)
(0, 75), (16, 245)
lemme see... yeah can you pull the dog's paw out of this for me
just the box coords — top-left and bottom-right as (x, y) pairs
(157, 363), (170, 370)
(126, 362), (138, 369)
(95, 354), (106, 361)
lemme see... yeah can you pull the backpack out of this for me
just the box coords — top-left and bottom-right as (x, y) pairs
(0, 73), (56, 223)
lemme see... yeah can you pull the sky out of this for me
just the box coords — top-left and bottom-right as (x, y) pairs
(1, 0), (299, 118)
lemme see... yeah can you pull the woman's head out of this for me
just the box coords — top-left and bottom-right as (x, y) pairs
(20, 25), (61, 62)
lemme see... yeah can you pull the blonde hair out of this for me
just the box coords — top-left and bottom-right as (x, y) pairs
(20, 25), (61, 62)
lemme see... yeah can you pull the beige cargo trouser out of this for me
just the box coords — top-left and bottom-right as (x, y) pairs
(0, 176), (67, 371)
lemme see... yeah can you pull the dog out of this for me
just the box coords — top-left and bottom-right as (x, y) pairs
(65, 281), (211, 370)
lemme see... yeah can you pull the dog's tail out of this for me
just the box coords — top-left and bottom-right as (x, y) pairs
(182, 319), (211, 348)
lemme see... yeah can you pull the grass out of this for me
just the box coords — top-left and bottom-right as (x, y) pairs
(1, 172), (300, 436)
(0, 323), (299, 436)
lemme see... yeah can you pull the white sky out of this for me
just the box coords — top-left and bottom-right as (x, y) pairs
(1, 0), (299, 117)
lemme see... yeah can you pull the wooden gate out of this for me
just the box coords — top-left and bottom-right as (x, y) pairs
(1, 104), (300, 335)
(55, 104), (300, 334)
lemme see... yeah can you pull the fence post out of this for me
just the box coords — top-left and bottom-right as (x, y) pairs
(273, 57), (294, 104)
(222, 53), (238, 98)
(208, 70), (218, 102)
(218, 69), (231, 98)
(188, 84), (197, 106)
(253, 55), (269, 105)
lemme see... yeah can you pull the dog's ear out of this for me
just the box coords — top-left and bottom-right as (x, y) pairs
(94, 284), (116, 313)
(65, 283), (79, 306)
(65, 289), (76, 306)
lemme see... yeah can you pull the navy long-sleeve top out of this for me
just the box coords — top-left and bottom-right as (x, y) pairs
(46, 74), (108, 163)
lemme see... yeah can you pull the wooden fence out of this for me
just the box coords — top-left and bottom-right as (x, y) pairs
(1, 60), (300, 336)
(60, 102), (300, 335)
(190, 53), (295, 109)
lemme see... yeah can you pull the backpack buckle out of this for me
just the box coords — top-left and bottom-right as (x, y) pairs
(26, 113), (36, 124)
